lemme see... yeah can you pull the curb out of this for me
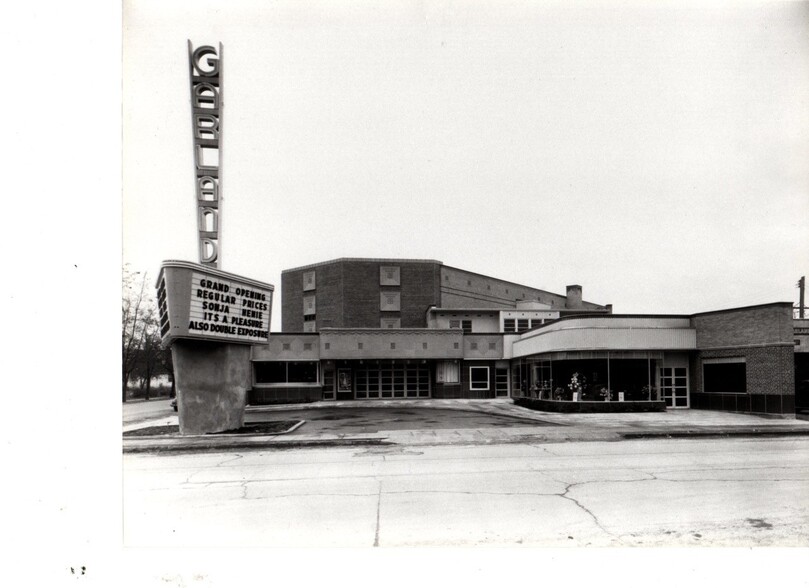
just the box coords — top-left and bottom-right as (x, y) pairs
(123, 436), (391, 454)
(622, 429), (809, 440)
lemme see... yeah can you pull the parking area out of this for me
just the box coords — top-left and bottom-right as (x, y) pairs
(244, 406), (558, 435)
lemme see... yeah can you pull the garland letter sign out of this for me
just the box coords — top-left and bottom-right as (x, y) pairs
(188, 41), (223, 267)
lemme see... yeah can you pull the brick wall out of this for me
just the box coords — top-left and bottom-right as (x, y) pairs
(282, 259), (442, 331)
(692, 303), (794, 349)
(440, 266), (605, 310)
(460, 360), (497, 399)
(690, 303), (795, 415)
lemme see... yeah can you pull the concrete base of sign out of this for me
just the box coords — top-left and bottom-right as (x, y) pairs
(171, 339), (252, 435)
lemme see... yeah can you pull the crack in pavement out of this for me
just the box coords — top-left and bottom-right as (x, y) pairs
(216, 454), (244, 466)
(559, 481), (624, 545)
(374, 482), (382, 547)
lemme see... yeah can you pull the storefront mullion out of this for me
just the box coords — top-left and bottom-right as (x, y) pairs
(352, 361), (433, 400)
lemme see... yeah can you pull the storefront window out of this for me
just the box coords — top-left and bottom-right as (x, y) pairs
(436, 360), (459, 383)
(255, 361), (319, 385)
(703, 359), (746, 393)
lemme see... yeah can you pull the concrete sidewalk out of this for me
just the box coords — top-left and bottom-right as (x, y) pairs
(122, 399), (809, 453)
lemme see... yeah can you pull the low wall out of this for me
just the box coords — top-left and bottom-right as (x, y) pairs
(514, 398), (666, 413)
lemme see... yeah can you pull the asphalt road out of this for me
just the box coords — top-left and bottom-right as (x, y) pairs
(245, 406), (555, 433)
(123, 436), (809, 547)
(122, 398), (174, 425)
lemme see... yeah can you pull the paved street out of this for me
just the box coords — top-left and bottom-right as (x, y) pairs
(124, 436), (809, 547)
(122, 398), (174, 425)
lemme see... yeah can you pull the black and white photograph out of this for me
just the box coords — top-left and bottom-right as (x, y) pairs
(121, 0), (809, 553)
(9, 0), (809, 585)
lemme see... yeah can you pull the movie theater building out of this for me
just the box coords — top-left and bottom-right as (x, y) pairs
(248, 258), (798, 416)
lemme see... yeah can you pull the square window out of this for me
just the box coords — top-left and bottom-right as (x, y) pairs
(470, 342), (478, 350)
(390, 342), (396, 350)
(304, 343), (312, 351)
(453, 342), (459, 349)
(469, 366), (490, 390)
(324, 343), (330, 350)
(282, 343), (290, 350)
(358, 342), (364, 350)
(422, 342), (428, 349)
(488, 341), (496, 350)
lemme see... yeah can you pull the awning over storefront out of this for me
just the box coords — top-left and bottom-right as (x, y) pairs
(512, 316), (696, 358)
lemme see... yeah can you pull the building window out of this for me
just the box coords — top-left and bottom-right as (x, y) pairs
(470, 342), (478, 350)
(422, 342), (428, 349)
(469, 366), (490, 390)
(390, 342), (396, 350)
(449, 320), (461, 329)
(504, 318), (516, 333)
(461, 320), (472, 334)
(255, 361), (319, 384)
(530, 319), (543, 329)
(488, 341), (496, 350)
(517, 319), (529, 332)
(358, 342), (364, 350)
(324, 342), (330, 350)
(303, 294), (316, 314)
(303, 271), (316, 291)
(304, 343), (312, 351)
(380, 266), (400, 286)
(436, 360), (459, 383)
(453, 342), (459, 349)
(703, 358), (746, 393)
(282, 343), (290, 350)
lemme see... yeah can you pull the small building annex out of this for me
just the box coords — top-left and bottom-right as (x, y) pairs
(248, 257), (799, 417)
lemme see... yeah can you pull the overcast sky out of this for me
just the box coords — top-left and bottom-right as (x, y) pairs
(123, 0), (809, 329)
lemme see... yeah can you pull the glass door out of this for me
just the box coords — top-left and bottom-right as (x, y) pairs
(659, 366), (689, 408)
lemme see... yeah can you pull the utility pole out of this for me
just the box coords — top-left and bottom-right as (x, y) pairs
(799, 276), (806, 319)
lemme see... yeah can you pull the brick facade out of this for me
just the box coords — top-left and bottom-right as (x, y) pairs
(689, 303), (795, 415)
(282, 258), (606, 332)
(282, 259), (442, 331)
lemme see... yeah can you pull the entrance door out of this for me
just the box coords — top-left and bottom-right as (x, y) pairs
(355, 362), (430, 399)
(659, 366), (689, 408)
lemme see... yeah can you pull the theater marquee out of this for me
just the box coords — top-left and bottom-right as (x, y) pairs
(188, 41), (223, 267)
(157, 260), (274, 347)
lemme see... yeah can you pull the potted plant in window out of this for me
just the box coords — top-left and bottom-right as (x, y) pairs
(568, 373), (585, 401)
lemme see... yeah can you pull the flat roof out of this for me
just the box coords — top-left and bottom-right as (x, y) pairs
(282, 257), (443, 273)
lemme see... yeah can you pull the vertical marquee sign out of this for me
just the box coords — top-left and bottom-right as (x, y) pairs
(188, 41), (223, 268)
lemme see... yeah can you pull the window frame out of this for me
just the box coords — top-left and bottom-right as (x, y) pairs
(702, 357), (747, 394)
(469, 366), (490, 391)
(254, 361), (320, 386)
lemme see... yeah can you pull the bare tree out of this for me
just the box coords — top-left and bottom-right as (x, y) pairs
(122, 266), (155, 402)
(134, 316), (162, 401)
